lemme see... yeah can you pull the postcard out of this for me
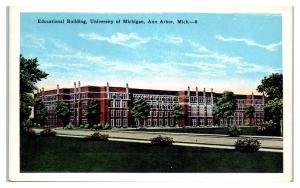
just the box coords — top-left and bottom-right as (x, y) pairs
(9, 6), (293, 182)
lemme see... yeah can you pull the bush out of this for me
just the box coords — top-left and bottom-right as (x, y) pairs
(93, 124), (103, 130)
(151, 135), (173, 146)
(84, 132), (109, 141)
(66, 122), (74, 130)
(40, 128), (56, 137)
(79, 124), (85, 129)
(235, 138), (261, 152)
(256, 121), (277, 136)
(84, 124), (90, 129)
(103, 123), (113, 130)
(228, 125), (241, 137)
(23, 127), (36, 136)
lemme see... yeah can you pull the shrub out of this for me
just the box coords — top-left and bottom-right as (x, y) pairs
(23, 127), (36, 136)
(244, 123), (252, 127)
(66, 122), (74, 129)
(235, 137), (261, 152)
(257, 120), (278, 136)
(151, 135), (173, 146)
(228, 125), (241, 137)
(84, 132), (109, 141)
(84, 124), (90, 129)
(93, 124), (103, 130)
(103, 123), (113, 130)
(40, 128), (56, 137)
(79, 124), (85, 129)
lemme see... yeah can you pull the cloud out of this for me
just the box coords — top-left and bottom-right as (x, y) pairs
(79, 32), (150, 48)
(21, 35), (46, 50)
(189, 41), (210, 53)
(167, 36), (183, 45)
(215, 35), (281, 51)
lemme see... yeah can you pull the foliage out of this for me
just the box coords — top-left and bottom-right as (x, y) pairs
(56, 101), (70, 127)
(23, 127), (36, 136)
(171, 103), (186, 126)
(257, 73), (283, 100)
(257, 73), (283, 134)
(66, 122), (74, 130)
(244, 123), (253, 127)
(93, 124), (103, 131)
(79, 124), (85, 129)
(235, 138), (261, 152)
(256, 120), (277, 136)
(213, 91), (236, 124)
(86, 100), (100, 127)
(20, 54), (48, 128)
(103, 123), (113, 130)
(40, 128), (56, 137)
(84, 124), (90, 129)
(84, 132), (109, 141)
(34, 98), (48, 127)
(228, 125), (242, 137)
(21, 118), (33, 129)
(151, 135), (174, 146)
(131, 99), (151, 127)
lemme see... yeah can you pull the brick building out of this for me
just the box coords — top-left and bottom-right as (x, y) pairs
(35, 82), (265, 128)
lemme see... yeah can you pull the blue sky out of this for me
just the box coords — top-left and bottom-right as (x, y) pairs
(21, 13), (282, 94)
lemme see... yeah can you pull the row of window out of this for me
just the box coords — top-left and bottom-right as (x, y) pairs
(190, 96), (213, 103)
(191, 119), (213, 126)
(133, 94), (179, 102)
(109, 92), (128, 100)
(111, 110), (127, 117)
(110, 100), (127, 108)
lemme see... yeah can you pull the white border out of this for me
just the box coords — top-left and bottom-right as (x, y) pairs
(8, 6), (293, 182)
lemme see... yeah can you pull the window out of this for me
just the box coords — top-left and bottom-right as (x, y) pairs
(115, 101), (120, 108)
(123, 119), (127, 127)
(159, 119), (163, 126)
(122, 101), (127, 108)
(110, 101), (114, 108)
(199, 106), (205, 116)
(116, 119), (121, 127)
(110, 110), (114, 117)
(165, 119), (168, 126)
(200, 119), (204, 126)
(116, 110), (121, 117)
(123, 110), (127, 117)
(207, 119), (212, 126)
(192, 119), (196, 127)
(153, 111), (157, 117)
(159, 111), (164, 117)
(170, 119), (173, 126)
(153, 119), (157, 126)
(147, 119), (151, 126)
(110, 119), (114, 127)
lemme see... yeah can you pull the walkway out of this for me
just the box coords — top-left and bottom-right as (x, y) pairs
(33, 128), (283, 153)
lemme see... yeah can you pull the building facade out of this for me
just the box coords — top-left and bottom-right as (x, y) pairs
(35, 82), (265, 128)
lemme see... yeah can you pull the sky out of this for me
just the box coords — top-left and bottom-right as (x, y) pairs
(21, 13), (282, 94)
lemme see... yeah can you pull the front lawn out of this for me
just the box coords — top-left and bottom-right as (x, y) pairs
(21, 135), (283, 172)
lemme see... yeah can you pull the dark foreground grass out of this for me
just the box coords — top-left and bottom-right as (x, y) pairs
(125, 127), (259, 135)
(21, 135), (283, 173)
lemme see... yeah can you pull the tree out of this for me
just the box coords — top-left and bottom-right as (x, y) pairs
(213, 91), (236, 126)
(257, 73), (283, 133)
(56, 101), (70, 127)
(245, 105), (255, 125)
(86, 99), (100, 127)
(171, 103), (186, 127)
(131, 99), (151, 127)
(20, 54), (48, 128)
(34, 98), (48, 127)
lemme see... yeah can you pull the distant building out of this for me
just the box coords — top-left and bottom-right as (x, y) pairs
(35, 82), (265, 128)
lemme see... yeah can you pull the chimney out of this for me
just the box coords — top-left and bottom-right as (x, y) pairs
(107, 82), (110, 99)
(57, 84), (59, 94)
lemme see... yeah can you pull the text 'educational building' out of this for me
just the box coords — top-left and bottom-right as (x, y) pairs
(35, 82), (265, 128)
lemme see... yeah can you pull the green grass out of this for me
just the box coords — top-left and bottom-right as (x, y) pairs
(124, 127), (259, 135)
(21, 135), (283, 173)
